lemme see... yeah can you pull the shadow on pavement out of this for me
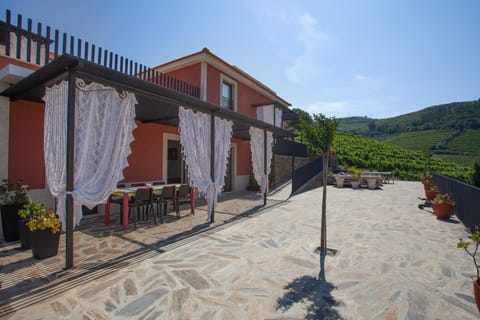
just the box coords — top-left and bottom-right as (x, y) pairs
(275, 274), (343, 320)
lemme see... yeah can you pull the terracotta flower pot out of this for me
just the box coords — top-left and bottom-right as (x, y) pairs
(473, 278), (480, 312)
(432, 202), (454, 219)
(425, 189), (438, 201)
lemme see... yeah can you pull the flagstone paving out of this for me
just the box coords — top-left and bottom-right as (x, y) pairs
(1, 181), (479, 319)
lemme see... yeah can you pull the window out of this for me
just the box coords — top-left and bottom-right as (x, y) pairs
(221, 81), (233, 110)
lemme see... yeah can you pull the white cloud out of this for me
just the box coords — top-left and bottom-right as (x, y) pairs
(354, 74), (369, 81)
(284, 13), (329, 84)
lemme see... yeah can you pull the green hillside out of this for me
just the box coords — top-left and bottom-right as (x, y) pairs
(448, 130), (480, 154)
(333, 133), (474, 182)
(338, 100), (480, 135)
(337, 100), (480, 167)
(379, 130), (454, 151)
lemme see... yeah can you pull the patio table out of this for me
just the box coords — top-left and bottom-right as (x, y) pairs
(104, 184), (195, 230)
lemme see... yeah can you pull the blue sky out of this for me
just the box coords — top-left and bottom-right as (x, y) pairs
(2, 0), (479, 119)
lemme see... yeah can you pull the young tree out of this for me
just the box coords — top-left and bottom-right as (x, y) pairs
(300, 114), (339, 262)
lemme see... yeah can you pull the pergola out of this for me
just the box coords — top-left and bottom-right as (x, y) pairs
(1, 54), (296, 269)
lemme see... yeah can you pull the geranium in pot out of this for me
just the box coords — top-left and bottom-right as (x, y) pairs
(424, 183), (439, 201)
(27, 203), (61, 259)
(18, 201), (45, 249)
(0, 179), (30, 242)
(432, 193), (455, 219)
(458, 229), (480, 312)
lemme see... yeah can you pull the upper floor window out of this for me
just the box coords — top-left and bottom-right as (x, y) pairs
(221, 81), (234, 110)
(220, 74), (237, 111)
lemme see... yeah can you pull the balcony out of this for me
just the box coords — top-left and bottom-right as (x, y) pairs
(0, 9), (200, 99)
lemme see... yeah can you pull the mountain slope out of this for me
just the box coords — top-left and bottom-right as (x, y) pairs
(338, 100), (480, 136)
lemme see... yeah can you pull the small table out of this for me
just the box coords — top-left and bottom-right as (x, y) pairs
(104, 184), (195, 230)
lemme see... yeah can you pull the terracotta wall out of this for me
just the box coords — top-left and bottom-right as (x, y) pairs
(164, 63), (201, 89)
(123, 123), (178, 182)
(206, 64), (220, 105)
(0, 56), (39, 70)
(233, 138), (251, 176)
(8, 100), (45, 189)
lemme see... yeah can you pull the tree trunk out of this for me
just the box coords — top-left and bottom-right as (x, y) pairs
(320, 153), (329, 255)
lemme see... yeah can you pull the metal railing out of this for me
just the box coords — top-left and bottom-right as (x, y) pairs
(433, 173), (480, 231)
(292, 156), (323, 194)
(1, 9), (200, 98)
(273, 138), (307, 157)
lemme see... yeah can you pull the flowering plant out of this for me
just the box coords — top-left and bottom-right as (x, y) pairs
(432, 193), (455, 205)
(26, 202), (61, 234)
(18, 201), (44, 220)
(458, 228), (480, 282)
(0, 179), (29, 207)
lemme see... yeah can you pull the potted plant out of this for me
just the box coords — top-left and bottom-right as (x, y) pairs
(17, 201), (44, 249)
(350, 167), (362, 189)
(432, 193), (455, 219)
(424, 183), (439, 201)
(420, 172), (432, 188)
(0, 179), (30, 242)
(457, 229), (480, 312)
(26, 203), (61, 259)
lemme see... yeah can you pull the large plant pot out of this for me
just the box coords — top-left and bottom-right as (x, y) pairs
(18, 219), (31, 249)
(1, 205), (21, 242)
(335, 176), (345, 188)
(432, 203), (454, 219)
(425, 189), (438, 201)
(366, 178), (377, 190)
(351, 181), (360, 189)
(474, 278), (480, 312)
(30, 229), (60, 259)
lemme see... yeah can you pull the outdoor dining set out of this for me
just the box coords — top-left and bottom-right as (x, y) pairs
(104, 182), (195, 230)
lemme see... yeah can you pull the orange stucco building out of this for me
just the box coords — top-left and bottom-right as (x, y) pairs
(0, 46), (293, 206)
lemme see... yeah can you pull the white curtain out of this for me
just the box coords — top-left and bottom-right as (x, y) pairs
(178, 106), (232, 220)
(43, 79), (137, 228)
(256, 104), (274, 125)
(275, 107), (282, 127)
(249, 127), (273, 196)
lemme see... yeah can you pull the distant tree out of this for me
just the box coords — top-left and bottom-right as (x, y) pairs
(473, 162), (480, 188)
(368, 120), (376, 134)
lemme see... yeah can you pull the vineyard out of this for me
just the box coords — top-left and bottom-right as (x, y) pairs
(333, 133), (474, 182)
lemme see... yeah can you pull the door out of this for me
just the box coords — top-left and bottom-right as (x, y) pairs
(167, 140), (183, 183)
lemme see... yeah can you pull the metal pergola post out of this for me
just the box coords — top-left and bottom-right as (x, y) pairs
(65, 70), (76, 269)
(210, 113), (215, 223)
(263, 129), (267, 206)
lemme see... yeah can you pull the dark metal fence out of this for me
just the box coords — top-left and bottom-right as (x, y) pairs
(433, 173), (480, 231)
(273, 138), (307, 157)
(1, 9), (200, 98)
(292, 156), (323, 194)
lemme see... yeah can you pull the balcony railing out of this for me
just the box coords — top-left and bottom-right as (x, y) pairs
(1, 9), (200, 98)
(273, 138), (307, 157)
(292, 156), (323, 194)
(433, 173), (480, 231)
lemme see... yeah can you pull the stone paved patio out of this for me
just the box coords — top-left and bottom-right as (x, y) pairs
(1, 181), (479, 319)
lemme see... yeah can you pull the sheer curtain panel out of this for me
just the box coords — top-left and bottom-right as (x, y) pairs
(178, 106), (232, 220)
(249, 127), (273, 196)
(43, 79), (137, 227)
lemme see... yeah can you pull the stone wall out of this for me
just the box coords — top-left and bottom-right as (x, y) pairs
(270, 155), (311, 188)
